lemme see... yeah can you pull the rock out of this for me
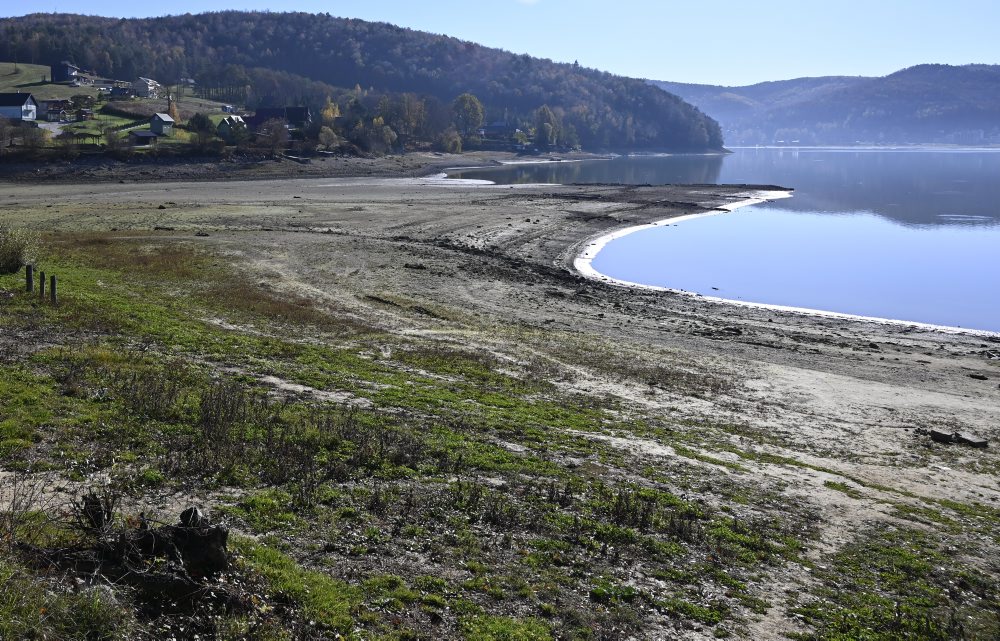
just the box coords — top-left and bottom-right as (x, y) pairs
(968, 373), (989, 381)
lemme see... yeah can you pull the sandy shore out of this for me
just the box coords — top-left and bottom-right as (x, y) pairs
(3, 158), (999, 638)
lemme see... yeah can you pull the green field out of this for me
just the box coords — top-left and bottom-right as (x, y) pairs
(0, 62), (101, 101)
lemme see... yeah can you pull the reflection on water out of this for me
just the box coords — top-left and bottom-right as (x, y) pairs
(456, 154), (724, 186)
(450, 148), (1000, 228)
(590, 207), (1000, 332)
(451, 148), (1000, 330)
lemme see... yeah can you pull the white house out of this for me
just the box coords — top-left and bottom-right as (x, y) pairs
(0, 93), (39, 122)
(217, 115), (246, 143)
(133, 77), (162, 98)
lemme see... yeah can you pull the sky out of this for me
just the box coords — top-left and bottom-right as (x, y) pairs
(5, 0), (1000, 86)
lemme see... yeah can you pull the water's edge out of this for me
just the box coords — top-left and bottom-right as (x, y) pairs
(573, 191), (1000, 338)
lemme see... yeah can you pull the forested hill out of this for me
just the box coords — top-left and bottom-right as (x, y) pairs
(654, 64), (1000, 145)
(0, 11), (723, 151)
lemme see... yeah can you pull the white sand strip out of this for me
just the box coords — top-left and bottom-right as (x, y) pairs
(574, 191), (1000, 338)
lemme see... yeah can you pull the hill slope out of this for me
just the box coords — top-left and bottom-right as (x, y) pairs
(0, 11), (722, 151)
(655, 65), (1000, 145)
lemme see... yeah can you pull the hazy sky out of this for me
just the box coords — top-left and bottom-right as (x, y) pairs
(6, 0), (1000, 85)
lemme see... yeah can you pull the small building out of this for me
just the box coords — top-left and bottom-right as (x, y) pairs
(133, 77), (162, 98)
(46, 108), (68, 122)
(217, 115), (246, 143)
(284, 106), (312, 129)
(75, 109), (95, 121)
(0, 93), (39, 122)
(478, 121), (519, 141)
(111, 86), (133, 98)
(128, 130), (160, 147)
(44, 99), (73, 112)
(248, 106), (312, 131)
(150, 113), (174, 136)
(50, 60), (80, 83)
(221, 104), (237, 114)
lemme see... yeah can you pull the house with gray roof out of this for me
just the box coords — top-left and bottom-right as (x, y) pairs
(0, 93), (39, 122)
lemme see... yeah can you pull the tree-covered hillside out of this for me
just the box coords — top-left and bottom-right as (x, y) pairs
(0, 11), (723, 151)
(655, 64), (1000, 145)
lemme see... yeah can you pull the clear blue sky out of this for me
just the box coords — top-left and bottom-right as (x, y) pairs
(6, 0), (1000, 86)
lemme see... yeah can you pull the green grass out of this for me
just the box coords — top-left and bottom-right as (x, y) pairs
(461, 615), (552, 641)
(0, 62), (101, 101)
(233, 538), (362, 634)
(0, 234), (826, 638)
(789, 528), (1000, 641)
(0, 560), (135, 640)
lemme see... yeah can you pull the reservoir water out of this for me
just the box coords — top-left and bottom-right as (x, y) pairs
(449, 148), (1000, 332)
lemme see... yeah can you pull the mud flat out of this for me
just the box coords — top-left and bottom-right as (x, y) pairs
(3, 170), (999, 639)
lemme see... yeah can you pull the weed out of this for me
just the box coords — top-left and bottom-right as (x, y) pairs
(0, 226), (37, 274)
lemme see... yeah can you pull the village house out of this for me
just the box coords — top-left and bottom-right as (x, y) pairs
(128, 130), (160, 147)
(132, 77), (162, 98)
(44, 99), (74, 122)
(49, 60), (80, 83)
(0, 93), (39, 122)
(248, 106), (312, 131)
(150, 113), (174, 136)
(217, 115), (246, 143)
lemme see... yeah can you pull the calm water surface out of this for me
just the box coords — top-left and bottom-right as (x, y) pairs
(450, 149), (1000, 331)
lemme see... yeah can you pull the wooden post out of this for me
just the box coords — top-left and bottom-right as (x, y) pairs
(25, 264), (33, 292)
(38, 271), (45, 299)
(50, 275), (57, 305)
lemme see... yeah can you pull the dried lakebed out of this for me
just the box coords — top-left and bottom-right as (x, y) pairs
(2, 174), (999, 639)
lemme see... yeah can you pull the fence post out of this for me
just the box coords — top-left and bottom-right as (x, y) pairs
(39, 271), (45, 299)
(25, 264), (33, 292)
(50, 275), (57, 305)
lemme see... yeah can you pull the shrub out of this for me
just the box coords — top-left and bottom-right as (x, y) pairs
(0, 226), (37, 274)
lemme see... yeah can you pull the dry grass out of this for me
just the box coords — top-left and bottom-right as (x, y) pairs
(0, 226), (38, 275)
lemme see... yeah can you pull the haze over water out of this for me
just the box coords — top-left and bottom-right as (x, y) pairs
(450, 148), (1000, 332)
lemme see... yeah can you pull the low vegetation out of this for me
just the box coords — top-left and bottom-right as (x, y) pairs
(0, 225), (37, 274)
(1, 232), (997, 639)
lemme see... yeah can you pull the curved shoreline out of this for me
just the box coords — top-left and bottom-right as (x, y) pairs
(573, 190), (1000, 338)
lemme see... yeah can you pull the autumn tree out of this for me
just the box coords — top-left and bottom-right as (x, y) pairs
(320, 95), (340, 126)
(434, 126), (462, 153)
(380, 93), (426, 144)
(167, 96), (180, 123)
(318, 125), (340, 150)
(534, 104), (560, 148)
(451, 93), (484, 137)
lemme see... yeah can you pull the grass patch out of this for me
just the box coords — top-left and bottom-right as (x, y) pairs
(461, 615), (552, 641)
(789, 527), (1000, 641)
(233, 538), (361, 634)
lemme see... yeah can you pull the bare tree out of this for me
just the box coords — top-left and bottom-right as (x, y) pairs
(256, 117), (289, 156)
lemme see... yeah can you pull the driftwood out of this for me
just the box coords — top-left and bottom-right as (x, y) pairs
(18, 505), (238, 610)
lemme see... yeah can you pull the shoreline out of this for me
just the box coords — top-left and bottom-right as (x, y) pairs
(4, 174), (998, 639)
(573, 190), (1000, 338)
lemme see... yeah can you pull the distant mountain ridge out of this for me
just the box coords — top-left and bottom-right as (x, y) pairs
(0, 11), (722, 151)
(654, 64), (1000, 145)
